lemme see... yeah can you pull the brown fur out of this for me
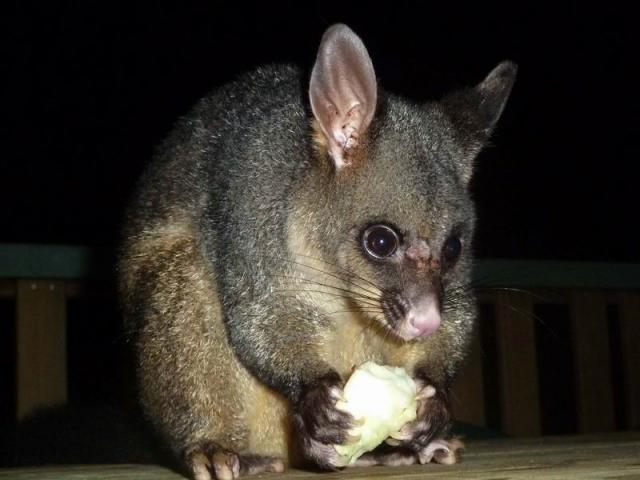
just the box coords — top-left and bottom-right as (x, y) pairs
(120, 211), (457, 468)
(121, 218), (252, 452)
(119, 23), (515, 479)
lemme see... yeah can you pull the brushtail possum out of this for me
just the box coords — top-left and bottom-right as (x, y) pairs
(119, 24), (516, 480)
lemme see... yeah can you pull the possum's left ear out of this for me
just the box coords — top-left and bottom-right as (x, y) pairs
(443, 61), (517, 182)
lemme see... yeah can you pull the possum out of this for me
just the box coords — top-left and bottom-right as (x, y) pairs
(119, 23), (516, 480)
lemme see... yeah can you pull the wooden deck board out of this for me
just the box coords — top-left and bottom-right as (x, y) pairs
(3, 434), (639, 480)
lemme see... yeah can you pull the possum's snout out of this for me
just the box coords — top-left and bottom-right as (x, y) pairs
(381, 290), (442, 341)
(404, 294), (441, 339)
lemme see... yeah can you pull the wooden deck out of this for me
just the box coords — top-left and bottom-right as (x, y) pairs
(2, 434), (639, 480)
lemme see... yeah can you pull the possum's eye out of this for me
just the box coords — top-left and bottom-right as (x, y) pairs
(362, 225), (399, 259)
(442, 235), (462, 266)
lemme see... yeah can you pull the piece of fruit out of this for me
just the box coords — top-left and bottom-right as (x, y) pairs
(334, 361), (418, 465)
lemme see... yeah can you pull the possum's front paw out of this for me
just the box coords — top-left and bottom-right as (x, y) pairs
(293, 371), (357, 470)
(385, 373), (453, 457)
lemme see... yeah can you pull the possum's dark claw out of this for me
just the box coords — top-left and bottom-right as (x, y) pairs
(294, 371), (356, 469)
(387, 371), (453, 453)
(185, 442), (284, 480)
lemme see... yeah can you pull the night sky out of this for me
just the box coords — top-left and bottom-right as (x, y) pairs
(2, 1), (637, 262)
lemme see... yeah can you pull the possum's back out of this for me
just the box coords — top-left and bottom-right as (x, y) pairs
(123, 64), (310, 239)
(118, 64), (311, 333)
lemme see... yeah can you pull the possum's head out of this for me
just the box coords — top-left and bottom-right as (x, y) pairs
(301, 24), (516, 342)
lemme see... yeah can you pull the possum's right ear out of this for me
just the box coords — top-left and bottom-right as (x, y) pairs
(442, 61), (517, 183)
(309, 24), (378, 171)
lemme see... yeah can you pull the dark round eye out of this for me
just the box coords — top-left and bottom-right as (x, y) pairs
(362, 225), (400, 259)
(442, 236), (462, 265)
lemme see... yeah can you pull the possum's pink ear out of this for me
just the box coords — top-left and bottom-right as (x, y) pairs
(309, 24), (377, 170)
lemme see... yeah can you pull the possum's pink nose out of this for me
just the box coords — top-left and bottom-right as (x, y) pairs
(406, 296), (441, 338)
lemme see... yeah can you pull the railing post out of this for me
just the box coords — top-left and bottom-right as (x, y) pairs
(451, 330), (486, 427)
(617, 292), (640, 430)
(570, 291), (614, 433)
(16, 279), (68, 420)
(494, 291), (541, 436)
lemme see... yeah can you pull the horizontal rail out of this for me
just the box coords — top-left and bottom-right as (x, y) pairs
(1, 244), (639, 290)
(473, 259), (640, 290)
(0, 244), (112, 280)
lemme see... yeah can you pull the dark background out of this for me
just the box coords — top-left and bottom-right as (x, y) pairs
(2, 1), (637, 261)
(0, 0), (637, 468)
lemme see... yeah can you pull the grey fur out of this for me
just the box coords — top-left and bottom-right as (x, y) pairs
(119, 24), (515, 478)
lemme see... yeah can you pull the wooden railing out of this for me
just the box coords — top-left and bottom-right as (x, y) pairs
(0, 244), (112, 420)
(452, 260), (640, 437)
(1, 244), (639, 436)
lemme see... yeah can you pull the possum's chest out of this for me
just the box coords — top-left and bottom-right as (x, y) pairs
(314, 296), (427, 377)
(317, 308), (390, 378)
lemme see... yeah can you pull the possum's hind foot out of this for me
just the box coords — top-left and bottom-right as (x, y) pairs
(350, 447), (418, 467)
(350, 437), (465, 467)
(417, 437), (465, 465)
(185, 442), (284, 480)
